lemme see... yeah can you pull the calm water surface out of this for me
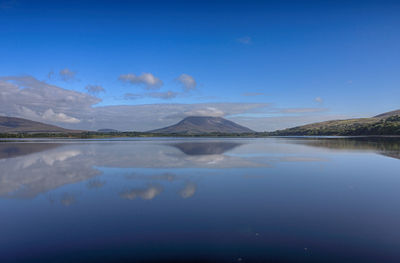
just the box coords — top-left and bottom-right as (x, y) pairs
(1, 137), (400, 263)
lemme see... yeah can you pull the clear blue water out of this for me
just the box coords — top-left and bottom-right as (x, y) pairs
(1, 137), (400, 263)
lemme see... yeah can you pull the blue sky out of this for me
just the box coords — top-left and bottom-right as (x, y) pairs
(0, 0), (399, 131)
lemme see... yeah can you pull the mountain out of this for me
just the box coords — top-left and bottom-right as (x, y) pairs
(149, 116), (254, 134)
(269, 110), (400, 136)
(0, 116), (81, 133)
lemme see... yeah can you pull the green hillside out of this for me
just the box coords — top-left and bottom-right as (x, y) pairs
(269, 111), (400, 136)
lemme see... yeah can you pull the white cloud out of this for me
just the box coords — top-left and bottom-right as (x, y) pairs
(183, 107), (224, 117)
(315, 97), (323, 104)
(0, 76), (98, 127)
(17, 105), (41, 120)
(0, 76), (272, 130)
(148, 91), (178, 99)
(176, 74), (197, 91)
(59, 68), (76, 81)
(0, 75), (338, 132)
(119, 73), (163, 90)
(42, 108), (81, 124)
(85, 85), (105, 94)
(122, 73), (194, 100)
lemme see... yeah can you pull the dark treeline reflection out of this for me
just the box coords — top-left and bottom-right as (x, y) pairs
(292, 137), (400, 160)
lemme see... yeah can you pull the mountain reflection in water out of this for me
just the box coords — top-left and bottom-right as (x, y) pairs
(170, 141), (242, 155)
(0, 140), (256, 199)
(0, 138), (399, 200)
(1, 138), (400, 262)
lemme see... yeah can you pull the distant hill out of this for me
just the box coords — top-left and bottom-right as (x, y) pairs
(269, 110), (400, 136)
(97, 129), (119, 133)
(0, 116), (81, 134)
(149, 116), (254, 134)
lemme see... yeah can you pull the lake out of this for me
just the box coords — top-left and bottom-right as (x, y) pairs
(1, 137), (400, 263)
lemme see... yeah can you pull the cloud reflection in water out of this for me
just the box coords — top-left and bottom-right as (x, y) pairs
(120, 184), (163, 200)
(0, 139), (342, 200)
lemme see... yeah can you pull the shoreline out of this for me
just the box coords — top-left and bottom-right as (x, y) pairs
(1, 134), (400, 142)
